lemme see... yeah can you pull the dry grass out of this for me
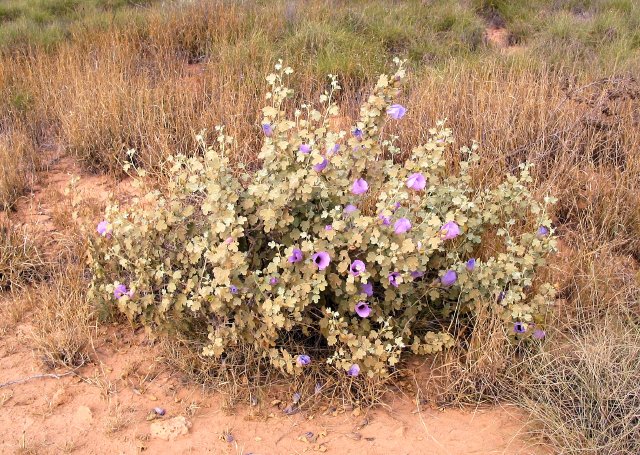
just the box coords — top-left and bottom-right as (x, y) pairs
(0, 219), (49, 291)
(163, 331), (395, 412)
(30, 263), (94, 369)
(518, 317), (640, 455)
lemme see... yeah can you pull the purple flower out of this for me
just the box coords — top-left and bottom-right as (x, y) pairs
(328, 144), (340, 155)
(313, 157), (328, 172)
(344, 204), (357, 214)
(325, 225), (333, 231)
(411, 271), (424, 279)
(97, 220), (111, 237)
(353, 128), (363, 140)
(497, 291), (506, 303)
(350, 260), (366, 276)
(262, 123), (273, 137)
(388, 272), (401, 288)
(537, 226), (550, 238)
(379, 214), (391, 226)
(289, 248), (304, 263)
(114, 284), (133, 299)
(533, 329), (546, 340)
(299, 143), (311, 154)
(269, 277), (279, 285)
(466, 258), (476, 271)
(153, 407), (166, 416)
(513, 322), (526, 334)
(351, 178), (369, 195)
(361, 282), (373, 297)
(394, 218), (412, 234)
(347, 364), (360, 377)
(297, 355), (311, 366)
(392, 202), (401, 213)
(387, 104), (407, 120)
(230, 285), (238, 294)
(355, 302), (371, 318)
(440, 221), (461, 240)
(406, 173), (427, 191)
(440, 270), (457, 287)
(312, 251), (331, 270)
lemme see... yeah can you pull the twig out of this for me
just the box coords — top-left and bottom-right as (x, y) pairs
(0, 371), (75, 389)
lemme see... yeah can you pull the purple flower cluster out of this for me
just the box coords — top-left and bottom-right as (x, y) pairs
(114, 284), (133, 299)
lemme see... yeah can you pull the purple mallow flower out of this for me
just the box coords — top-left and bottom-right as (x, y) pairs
(97, 220), (111, 237)
(297, 355), (311, 366)
(392, 202), (401, 213)
(537, 226), (550, 238)
(328, 144), (340, 155)
(388, 272), (401, 288)
(513, 322), (526, 334)
(394, 218), (412, 234)
(466, 258), (476, 271)
(497, 291), (506, 303)
(411, 271), (424, 279)
(353, 128), (363, 140)
(361, 282), (373, 297)
(344, 204), (357, 214)
(299, 143), (311, 154)
(387, 104), (407, 120)
(289, 248), (304, 263)
(262, 123), (273, 137)
(312, 251), (331, 270)
(269, 277), (279, 285)
(351, 178), (369, 195)
(230, 285), (238, 294)
(533, 329), (546, 340)
(325, 225), (333, 231)
(350, 260), (366, 276)
(355, 302), (371, 318)
(113, 284), (133, 299)
(440, 221), (461, 240)
(379, 214), (391, 226)
(406, 173), (427, 191)
(440, 270), (457, 287)
(347, 364), (360, 377)
(313, 157), (328, 172)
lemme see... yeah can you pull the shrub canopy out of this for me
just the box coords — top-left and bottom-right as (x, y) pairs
(88, 60), (556, 377)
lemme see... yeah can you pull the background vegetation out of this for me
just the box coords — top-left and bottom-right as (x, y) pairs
(0, 0), (639, 453)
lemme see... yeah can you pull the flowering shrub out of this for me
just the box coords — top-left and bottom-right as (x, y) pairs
(88, 59), (556, 378)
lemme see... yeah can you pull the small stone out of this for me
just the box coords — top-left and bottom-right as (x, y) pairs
(393, 426), (405, 437)
(74, 406), (93, 426)
(150, 416), (192, 441)
(50, 388), (67, 408)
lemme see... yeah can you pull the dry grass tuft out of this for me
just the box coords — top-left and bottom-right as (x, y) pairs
(30, 264), (94, 369)
(0, 218), (49, 291)
(518, 317), (640, 455)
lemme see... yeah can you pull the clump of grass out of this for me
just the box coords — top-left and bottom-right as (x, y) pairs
(0, 128), (38, 211)
(30, 264), (94, 369)
(0, 218), (48, 290)
(517, 317), (640, 454)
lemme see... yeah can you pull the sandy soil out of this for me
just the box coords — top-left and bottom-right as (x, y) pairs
(0, 324), (547, 455)
(0, 155), (550, 455)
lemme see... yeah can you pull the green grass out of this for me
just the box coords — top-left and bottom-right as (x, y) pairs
(0, 0), (160, 51)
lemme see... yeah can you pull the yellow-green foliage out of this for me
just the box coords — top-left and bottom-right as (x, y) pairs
(88, 62), (556, 378)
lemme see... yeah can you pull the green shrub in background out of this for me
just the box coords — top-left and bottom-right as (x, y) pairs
(88, 60), (556, 378)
